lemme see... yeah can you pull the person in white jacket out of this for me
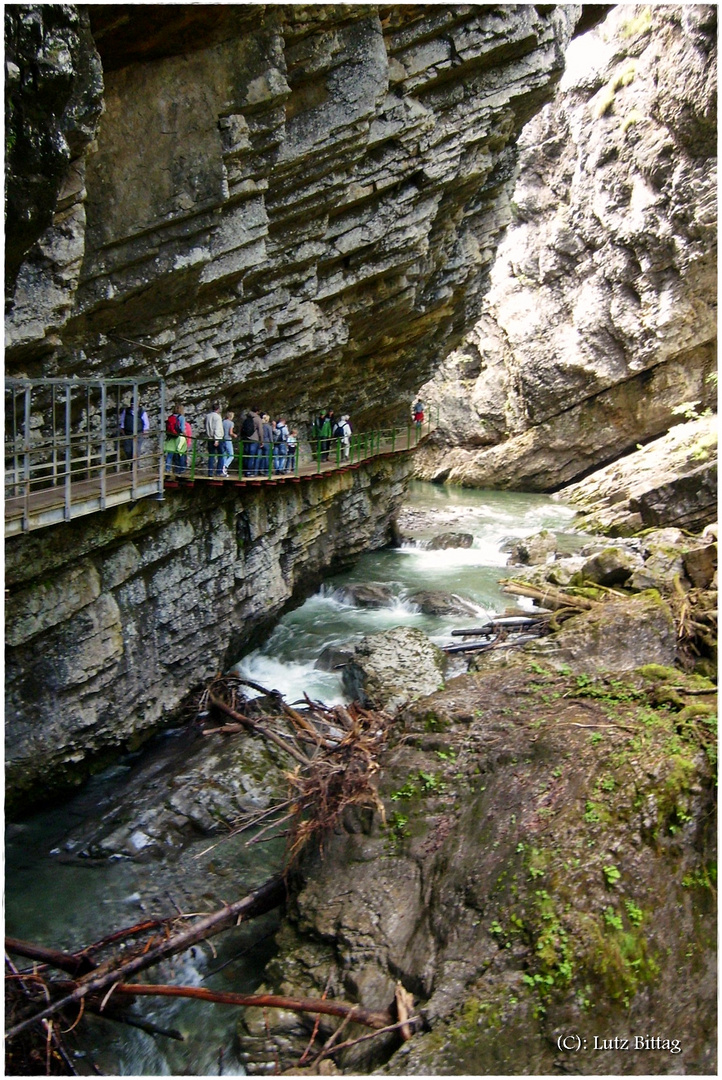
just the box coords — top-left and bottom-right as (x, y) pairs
(339, 415), (352, 459)
(204, 402), (225, 476)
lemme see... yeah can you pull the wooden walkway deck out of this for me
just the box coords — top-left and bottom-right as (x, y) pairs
(5, 429), (429, 537)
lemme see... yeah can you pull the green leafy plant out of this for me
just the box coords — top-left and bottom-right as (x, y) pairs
(603, 865), (621, 887)
(390, 780), (418, 801)
(625, 900), (643, 926)
(604, 907), (623, 931)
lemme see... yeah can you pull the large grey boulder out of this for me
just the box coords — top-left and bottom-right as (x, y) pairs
(343, 627), (446, 713)
(550, 592), (678, 673)
(425, 532), (474, 550)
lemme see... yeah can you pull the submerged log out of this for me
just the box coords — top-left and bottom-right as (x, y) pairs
(450, 615), (545, 636)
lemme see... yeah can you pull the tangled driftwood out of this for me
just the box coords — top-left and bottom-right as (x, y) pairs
(6, 676), (411, 1075)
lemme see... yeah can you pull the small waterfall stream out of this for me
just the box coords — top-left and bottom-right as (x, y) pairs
(6, 482), (581, 1075)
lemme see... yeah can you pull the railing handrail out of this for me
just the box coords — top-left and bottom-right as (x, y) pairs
(5, 407), (440, 534)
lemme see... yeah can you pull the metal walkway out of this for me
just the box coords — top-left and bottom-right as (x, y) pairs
(5, 376), (165, 537)
(5, 376), (435, 537)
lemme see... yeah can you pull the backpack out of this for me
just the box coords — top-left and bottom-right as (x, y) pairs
(275, 423), (288, 444)
(240, 414), (256, 438)
(165, 414), (181, 437)
(123, 409), (136, 435)
(333, 422), (344, 439)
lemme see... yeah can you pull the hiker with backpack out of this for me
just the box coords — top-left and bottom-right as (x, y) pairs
(204, 401), (225, 477)
(335, 414), (352, 460)
(412, 399), (424, 430)
(240, 408), (263, 475)
(286, 429), (298, 473)
(119, 400), (149, 463)
(319, 412), (333, 461)
(164, 403), (188, 476)
(257, 413), (274, 476)
(274, 418), (289, 473)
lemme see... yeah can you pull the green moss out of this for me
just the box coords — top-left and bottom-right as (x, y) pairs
(620, 6), (653, 39)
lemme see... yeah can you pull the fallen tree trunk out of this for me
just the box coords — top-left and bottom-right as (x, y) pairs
(500, 579), (599, 612)
(6, 874), (286, 1041)
(5, 938), (96, 978)
(114, 983), (393, 1030)
(207, 692), (313, 766)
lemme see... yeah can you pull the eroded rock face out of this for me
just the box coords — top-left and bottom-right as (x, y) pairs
(5, 4), (579, 430)
(237, 661), (717, 1075)
(560, 414), (718, 535)
(4, 4), (103, 298)
(4, 457), (411, 814)
(416, 5), (717, 490)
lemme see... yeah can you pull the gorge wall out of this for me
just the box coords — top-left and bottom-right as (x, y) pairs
(5, 456), (411, 815)
(6, 3), (580, 430)
(414, 4), (717, 491)
(5, 4), (587, 811)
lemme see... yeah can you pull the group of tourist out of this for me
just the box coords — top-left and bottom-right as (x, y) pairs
(124, 398), (427, 479)
(309, 411), (353, 462)
(120, 397), (400, 480)
(160, 402), (306, 478)
(233, 407), (299, 478)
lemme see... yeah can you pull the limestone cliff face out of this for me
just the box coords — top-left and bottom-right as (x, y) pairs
(415, 5), (717, 490)
(6, 4), (579, 428)
(4, 457), (411, 814)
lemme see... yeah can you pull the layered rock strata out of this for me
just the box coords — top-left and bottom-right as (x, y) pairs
(5, 457), (411, 814)
(6, 4), (579, 428)
(415, 4), (717, 490)
(561, 413), (718, 535)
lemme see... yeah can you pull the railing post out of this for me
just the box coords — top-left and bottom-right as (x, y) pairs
(64, 383), (72, 522)
(158, 380), (166, 497)
(51, 385), (58, 487)
(100, 383), (107, 509)
(130, 381), (139, 499)
(11, 387), (19, 497)
(391, 427), (396, 452)
(22, 385), (31, 531)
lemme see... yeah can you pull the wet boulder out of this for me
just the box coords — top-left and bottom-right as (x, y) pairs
(551, 592), (677, 673)
(314, 644), (353, 672)
(506, 530), (558, 565)
(580, 546), (645, 586)
(425, 532), (474, 550)
(683, 542), (717, 589)
(408, 590), (480, 617)
(333, 583), (395, 608)
(343, 627), (447, 713)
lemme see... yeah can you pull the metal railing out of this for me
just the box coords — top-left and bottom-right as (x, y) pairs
(6, 384), (437, 534)
(167, 412), (438, 483)
(5, 376), (165, 534)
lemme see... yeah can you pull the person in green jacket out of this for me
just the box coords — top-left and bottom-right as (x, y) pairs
(319, 412), (333, 461)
